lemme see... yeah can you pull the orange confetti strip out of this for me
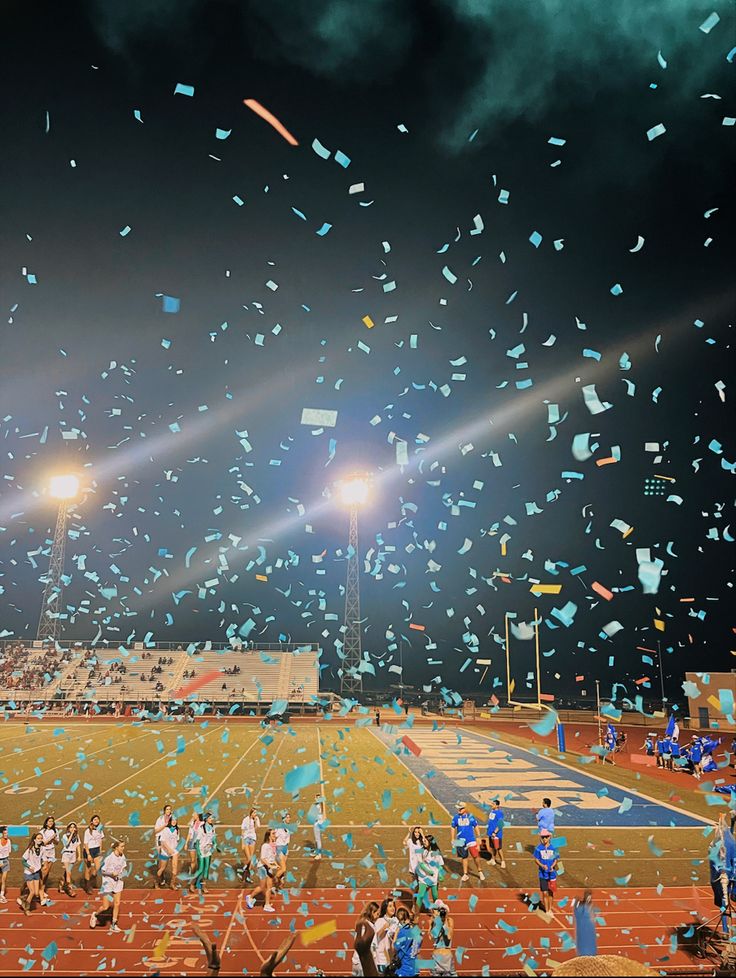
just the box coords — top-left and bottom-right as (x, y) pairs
(243, 98), (299, 146)
(634, 676), (650, 685)
(409, 622), (425, 631)
(539, 693), (555, 702)
(575, 675), (585, 681)
(401, 735), (422, 756)
(595, 456), (618, 466)
(173, 669), (222, 699)
(591, 581), (614, 601)
(255, 574), (268, 581)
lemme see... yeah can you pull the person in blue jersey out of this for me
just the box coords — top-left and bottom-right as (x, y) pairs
(655, 734), (665, 768)
(391, 907), (422, 977)
(535, 798), (555, 836)
(642, 734), (655, 758)
(533, 830), (558, 913)
(486, 799), (506, 869)
(661, 736), (673, 771)
(450, 802), (484, 883)
(689, 737), (703, 779)
(572, 889), (597, 956)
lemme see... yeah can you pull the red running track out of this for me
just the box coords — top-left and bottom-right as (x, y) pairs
(0, 885), (719, 974)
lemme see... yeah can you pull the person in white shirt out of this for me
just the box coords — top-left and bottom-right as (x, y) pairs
(90, 839), (127, 934)
(191, 812), (216, 894)
(0, 825), (11, 903)
(60, 822), (81, 896)
(186, 812), (203, 877)
(154, 804), (172, 840)
(17, 832), (43, 915)
(240, 808), (260, 881)
(372, 897), (399, 973)
(245, 828), (278, 912)
(156, 815), (180, 888)
(307, 795), (326, 860)
(404, 826), (426, 884)
(39, 815), (59, 906)
(273, 813), (291, 883)
(83, 815), (105, 893)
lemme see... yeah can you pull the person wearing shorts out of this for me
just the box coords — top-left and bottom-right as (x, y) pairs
(60, 822), (80, 896)
(415, 836), (444, 911)
(273, 813), (291, 884)
(17, 832), (43, 915)
(0, 826), (11, 903)
(186, 812), (203, 877)
(533, 831), (558, 913)
(90, 839), (127, 934)
(450, 802), (484, 882)
(486, 799), (506, 869)
(240, 808), (260, 880)
(83, 815), (104, 893)
(307, 796), (326, 860)
(156, 815), (180, 888)
(245, 828), (278, 912)
(39, 815), (59, 906)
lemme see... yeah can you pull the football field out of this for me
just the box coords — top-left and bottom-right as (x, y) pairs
(0, 717), (713, 891)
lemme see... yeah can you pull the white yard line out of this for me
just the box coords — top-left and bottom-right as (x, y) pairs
(58, 724), (224, 821)
(4, 728), (158, 790)
(254, 731), (287, 795)
(366, 726), (452, 817)
(317, 726), (325, 788)
(0, 728), (97, 761)
(459, 725), (712, 826)
(220, 891), (243, 958)
(201, 733), (263, 809)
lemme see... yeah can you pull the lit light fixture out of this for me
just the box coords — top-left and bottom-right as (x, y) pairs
(339, 476), (370, 507)
(48, 474), (80, 500)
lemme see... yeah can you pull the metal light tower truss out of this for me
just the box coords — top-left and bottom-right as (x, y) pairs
(36, 501), (70, 644)
(340, 506), (363, 696)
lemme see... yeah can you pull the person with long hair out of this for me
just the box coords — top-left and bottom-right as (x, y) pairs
(39, 815), (58, 905)
(186, 811), (203, 878)
(83, 814), (104, 893)
(372, 897), (399, 974)
(240, 807), (260, 880)
(0, 825), (10, 903)
(429, 901), (455, 976)
(351, 901), (380, 976)
(245, 828), (278, 912)
(308, 794), (326, 860)
(17, 831), (43, 915)
(403, 826), (426, 886)
(60, 822), (81, 896)
(392, 907), (422, 977)
(89, 839), (127, 934)
(415, 835), (444, 912)
(273, 812), (291, 885)
(156, 814), (181, 888)
(191, 812), (216, 894)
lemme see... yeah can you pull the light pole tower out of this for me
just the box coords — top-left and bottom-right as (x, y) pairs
(36, 474), (79, 645)
(339, 476), (370, 697)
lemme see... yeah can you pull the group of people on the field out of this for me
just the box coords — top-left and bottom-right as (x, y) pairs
(642, 731), (727, 778)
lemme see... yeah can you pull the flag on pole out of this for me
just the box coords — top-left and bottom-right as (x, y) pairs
(665, 714), (677, 739)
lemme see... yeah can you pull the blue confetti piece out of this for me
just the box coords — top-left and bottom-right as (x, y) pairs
(284, 761), (321, 794)
(161, 294), (180, 313)
(174, 83), (195, 97)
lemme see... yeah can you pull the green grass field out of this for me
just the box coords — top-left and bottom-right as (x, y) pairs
(0, 719), (712, 894)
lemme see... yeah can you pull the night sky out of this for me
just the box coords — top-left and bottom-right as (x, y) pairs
(1, 0), (734, 705)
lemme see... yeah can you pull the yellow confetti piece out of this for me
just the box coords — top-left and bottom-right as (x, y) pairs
(362, 315), (374, 328)
(300, 919), (337, 946)
(501, 540), (507, 556)
(509, 678), (515, 694)
(256, 574), (268, 581)
(654, 618), (665, 631)
(529, 583), (562, 594)
(152, 931), (171, 961)
(707, 695), (722, 711)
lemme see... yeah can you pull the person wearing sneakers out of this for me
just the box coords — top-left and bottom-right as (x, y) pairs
(486, 799), (506, 869)
(273, 812), (291, 884)
(90, 839), (127, 934)
(0, 826), (10, 903)
(245, 827), (278, 912)
(533, 830), (558, 913)
(60, 822), (81, 896)
(39, 815), (59, 906)
(83, 814), (105, 893)
(307, 795), (326, 860)
(17, 832), (43, 915)
(192, 812), (216, 893)
(450, 802), (484, 883)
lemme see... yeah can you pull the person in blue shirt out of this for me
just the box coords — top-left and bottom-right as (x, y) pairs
(642, 735), (655, 757)
(450, 802), (484, 883)
(533, 831), (558, 913)
(656, 736), (665, 768)
(535, 798), (555, 836)
(661, 736), (673, 771)
(689, 737), (703, 779)
(486, 799), (506, 869)
(573, 890), (597, 956)
(392, 907), (422, 977)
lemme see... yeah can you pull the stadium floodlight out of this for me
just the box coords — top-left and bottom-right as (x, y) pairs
(37, 473), (81, 644)
(49, 474), (80, 500)
(338, 474), (371, 698)
(339, 476), (370, 508)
